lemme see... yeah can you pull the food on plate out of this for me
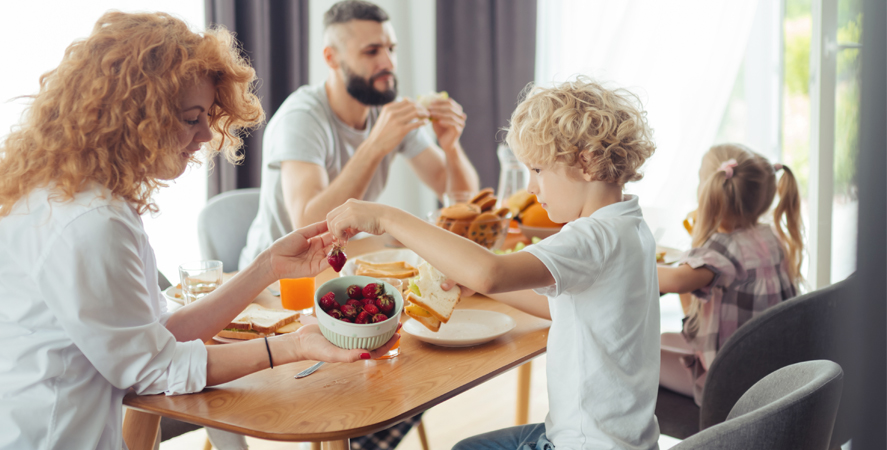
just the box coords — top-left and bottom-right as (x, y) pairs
(404, 262), (461, 332)
(506, 189), (564, 229)
(216, 304), (300, 340)
(353, 259), (418, 279)
(417, 91), (449, 108)
(656, 251), (667, 264)
(433, 188), (509, 249)
(318, 284), (393, 324)
(327, 244), (347, 272)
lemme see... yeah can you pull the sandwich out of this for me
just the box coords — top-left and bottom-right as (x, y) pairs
(404, 261), (461, 332)
(417, 91), (449, 108)
(217, 304), (300, 340)
(354, 259), (419, 279)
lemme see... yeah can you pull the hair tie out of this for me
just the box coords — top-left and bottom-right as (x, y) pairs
(717, 159), (738, 179)
(773, 163), (784, 171)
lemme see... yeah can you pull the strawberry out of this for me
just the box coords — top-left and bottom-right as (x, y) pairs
(327, 245), (347, 272)
(319, 292), (338, 312)
(327, 308), (344, 320)
(340, 318), (352, 323)
(363, 304), (380, 315)
(361, 298), (376, 307)
(340, 304), (359, 319)
(346, 299), (363, 309)
(371, 313), (389, 323)
(346, 284), (364, 300)
(377, 294), (395, 315)
(362, 283), (384, 299)
(355, 311), (372, 324)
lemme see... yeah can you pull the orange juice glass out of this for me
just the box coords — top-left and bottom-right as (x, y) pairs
(280, 277), (315, 314)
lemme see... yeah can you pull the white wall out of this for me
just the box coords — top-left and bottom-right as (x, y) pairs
(308, 0), (439, 218)
(0, 1), (207, 283)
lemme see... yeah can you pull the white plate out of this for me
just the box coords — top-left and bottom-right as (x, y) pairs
(163, 286), (184, 305)
(403, 309), (517, 347)
(656, 245), (684, 265)
(339, 248), (424, 277)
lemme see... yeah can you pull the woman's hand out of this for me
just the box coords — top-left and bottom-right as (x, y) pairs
(326, 199), (393, 242)
(291, 324), (400, 362)
(266, 221), (336, 280)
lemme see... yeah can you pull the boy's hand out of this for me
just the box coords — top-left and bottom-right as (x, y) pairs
(327, 199), (390, 242)
(441, 278), (476, 297)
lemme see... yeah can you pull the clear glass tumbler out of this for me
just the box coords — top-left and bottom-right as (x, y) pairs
(178, 260), (223, 305)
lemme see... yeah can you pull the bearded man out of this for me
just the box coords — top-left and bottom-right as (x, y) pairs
(240, 0), (479, 268)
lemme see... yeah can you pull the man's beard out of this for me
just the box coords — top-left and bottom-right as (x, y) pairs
(342, 63), (398, 106)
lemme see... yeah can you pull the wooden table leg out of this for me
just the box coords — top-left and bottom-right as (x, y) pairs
(312, 442), (322, 450)
(123, 408), (160, 450)
(515, 361), (532, 425)
(322, 439), (350, 450)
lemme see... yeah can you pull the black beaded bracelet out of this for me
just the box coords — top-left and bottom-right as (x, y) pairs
(264, 336), (274, 369)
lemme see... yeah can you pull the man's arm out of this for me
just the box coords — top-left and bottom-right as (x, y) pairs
(282, 99), (429, 228)
(408, 142), (479, 197)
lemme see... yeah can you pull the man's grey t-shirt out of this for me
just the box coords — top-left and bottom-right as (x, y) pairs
(239, 84), (435, 268)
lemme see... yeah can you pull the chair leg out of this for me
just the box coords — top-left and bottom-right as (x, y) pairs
(515, 362), (532, 425)
(416, 419), (430, 450)
(203, 436), (213, 450)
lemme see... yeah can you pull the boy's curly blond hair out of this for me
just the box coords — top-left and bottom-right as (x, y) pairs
(505, 76), (655, 185)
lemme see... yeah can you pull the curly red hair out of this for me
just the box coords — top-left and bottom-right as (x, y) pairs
(0, 11), (264, 217)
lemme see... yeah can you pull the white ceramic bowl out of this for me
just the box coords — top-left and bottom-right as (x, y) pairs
(315, 275), (404, 350)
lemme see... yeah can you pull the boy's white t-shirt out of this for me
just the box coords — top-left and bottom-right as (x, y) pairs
(524, 194), (661, 450)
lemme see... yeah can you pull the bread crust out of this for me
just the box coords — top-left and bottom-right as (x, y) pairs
(216, 329), (270, 340)
(406, 291), (459, 324)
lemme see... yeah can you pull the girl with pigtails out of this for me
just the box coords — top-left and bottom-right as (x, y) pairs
(657, 143), (804, 405)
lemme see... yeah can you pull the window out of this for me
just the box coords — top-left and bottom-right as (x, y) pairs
(0, 1), (206, 282)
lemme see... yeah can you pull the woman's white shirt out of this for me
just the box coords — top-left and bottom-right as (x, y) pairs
(0, 185), (207, 450)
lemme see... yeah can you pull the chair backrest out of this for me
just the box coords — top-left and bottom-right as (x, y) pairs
(674, 360), (843, 450)
(698, 275), (855, 448)
(197, 188), (261, 272)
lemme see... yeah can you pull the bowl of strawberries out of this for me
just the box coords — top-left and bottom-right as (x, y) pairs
(314, 275), (404, 350)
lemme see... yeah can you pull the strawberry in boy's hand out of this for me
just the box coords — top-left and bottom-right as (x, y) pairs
(327, 244), (347, 272)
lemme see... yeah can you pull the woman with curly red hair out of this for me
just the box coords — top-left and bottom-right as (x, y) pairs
(0, 12), (395, 450)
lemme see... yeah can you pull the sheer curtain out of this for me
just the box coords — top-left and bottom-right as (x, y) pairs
(536, 0), (759, 248)
(0, 1), (206, 283)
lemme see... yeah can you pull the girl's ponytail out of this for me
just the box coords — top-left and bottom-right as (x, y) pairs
(692, 170), (735, 248)
(773, 165), (804, 284)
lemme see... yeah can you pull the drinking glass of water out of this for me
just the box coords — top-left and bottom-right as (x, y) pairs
(178, 260), (223, 304)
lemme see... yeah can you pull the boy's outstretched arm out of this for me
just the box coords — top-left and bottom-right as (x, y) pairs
(440, 280), (551, 320)
(327, 199), (555, 294)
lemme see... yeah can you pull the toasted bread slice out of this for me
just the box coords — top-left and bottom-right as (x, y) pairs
(354, 259), (415, 271)
(227, 304), (299, 335)
(356, 266), (419, 279)
(404, 301), (442, 332)
(407, 262), (461, 324)
(216, 329), (270, 340)
(275, 321), (302, 334)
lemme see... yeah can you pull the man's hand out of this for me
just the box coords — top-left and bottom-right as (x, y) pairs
(427, 97), (467, 153)
(364, 98), (429, 158)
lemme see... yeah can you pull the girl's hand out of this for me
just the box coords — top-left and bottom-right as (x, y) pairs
(326, 199), (391, 242)
(292, 324), (400, 362)
(266, 221), (336, 280)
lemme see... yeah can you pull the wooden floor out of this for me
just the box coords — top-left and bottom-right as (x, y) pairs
(160, 353), (683, 450)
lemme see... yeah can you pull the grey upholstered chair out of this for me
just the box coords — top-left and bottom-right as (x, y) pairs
(656, 275), (856, 450)
(197, 187), (261, 271)
(671, 360), (843, 450)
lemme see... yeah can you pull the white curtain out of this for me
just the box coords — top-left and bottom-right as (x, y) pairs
(536, 0), (759, 247)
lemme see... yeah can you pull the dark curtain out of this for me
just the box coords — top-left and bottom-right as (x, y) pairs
(205, 0), (310, 196)
(436, 0), (537, 190)
(842, 0), (886, 448)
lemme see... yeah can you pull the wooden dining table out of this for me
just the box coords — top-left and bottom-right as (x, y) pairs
(123, 234), (550, 450)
